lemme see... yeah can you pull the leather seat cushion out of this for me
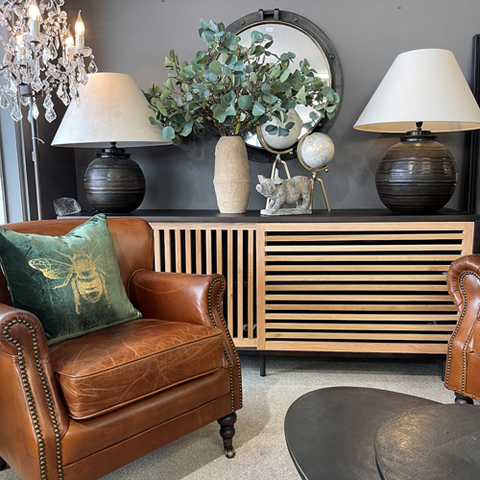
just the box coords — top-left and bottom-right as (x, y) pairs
(50, 318), (224, 420)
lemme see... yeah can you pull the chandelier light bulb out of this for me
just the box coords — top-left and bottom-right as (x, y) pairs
(75, 10), (85, 49)
(65, 26), (74, 48)
(15, 33), (24, 57)
(28, 3), (40, 20)
(28, 2), (41, 38)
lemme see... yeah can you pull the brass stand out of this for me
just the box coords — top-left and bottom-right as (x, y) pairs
(297, 135), (331, 212)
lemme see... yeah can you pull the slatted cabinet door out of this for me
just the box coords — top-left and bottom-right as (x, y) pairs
(150, 223), (257, 348)
(257, 222), (475, 353)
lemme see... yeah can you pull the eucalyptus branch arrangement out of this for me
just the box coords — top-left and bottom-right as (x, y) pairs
(145, 19), (340, 145)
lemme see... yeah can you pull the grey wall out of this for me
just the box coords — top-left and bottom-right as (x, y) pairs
(58, 0), (480, 213)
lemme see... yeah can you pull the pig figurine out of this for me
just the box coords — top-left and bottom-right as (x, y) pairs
(256, 174), (312, 215)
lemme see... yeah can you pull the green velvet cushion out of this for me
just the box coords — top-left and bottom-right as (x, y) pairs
(0, 214), (142, 344)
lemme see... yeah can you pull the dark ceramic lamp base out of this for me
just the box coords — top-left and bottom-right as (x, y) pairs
(83, 145), (146, 213)
(375, 130), (458, 214)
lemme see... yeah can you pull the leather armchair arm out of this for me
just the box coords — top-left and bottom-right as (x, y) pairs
(444, 255), (480, 395)
(129, 270), (242, 410)
(129, 270), (225, 327)
(0, 304), (69, 479)
(447, 254), (480, 309)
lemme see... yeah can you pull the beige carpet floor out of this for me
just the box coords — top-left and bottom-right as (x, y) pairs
(0, 354), (461, 480)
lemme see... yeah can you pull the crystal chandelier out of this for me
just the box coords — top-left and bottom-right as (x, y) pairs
(0, 0), (97, 124)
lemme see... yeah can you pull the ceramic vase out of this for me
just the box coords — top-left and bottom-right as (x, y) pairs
(213, 136), (251, 213)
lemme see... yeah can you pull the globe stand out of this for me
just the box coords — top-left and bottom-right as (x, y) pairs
(297, 135), (331, 211)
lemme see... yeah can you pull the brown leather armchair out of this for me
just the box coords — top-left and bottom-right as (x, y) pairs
(0, 217), (242, 480)
(445, 254), (480, 404)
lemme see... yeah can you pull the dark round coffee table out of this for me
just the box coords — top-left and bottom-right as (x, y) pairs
(284, 387), (439, 480)
(375, 404), (480, 480)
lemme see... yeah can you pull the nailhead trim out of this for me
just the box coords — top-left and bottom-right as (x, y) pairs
(3, 319), (63, 480)
(445, 271), (479, 397)
(208, 277), (243, 411)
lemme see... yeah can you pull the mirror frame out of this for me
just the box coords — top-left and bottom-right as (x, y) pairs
(226, 9), (344, 163)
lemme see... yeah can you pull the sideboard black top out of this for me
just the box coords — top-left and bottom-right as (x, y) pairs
(69, 208), (480, 224)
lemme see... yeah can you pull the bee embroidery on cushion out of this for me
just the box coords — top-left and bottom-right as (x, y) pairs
(29, 243), (114, 314)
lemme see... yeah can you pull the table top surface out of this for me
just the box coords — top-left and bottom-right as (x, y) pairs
(284, 386), (439, 480)
(375, 404), (480, 480)
(66, 208), (480, 224)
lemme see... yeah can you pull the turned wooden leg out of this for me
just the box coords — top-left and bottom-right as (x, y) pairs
(218, 412), (237, 459)
(455, 392), (474, 405)
(0, 456), (6, 470)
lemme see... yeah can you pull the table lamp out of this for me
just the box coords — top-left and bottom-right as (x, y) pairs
(354, 49), (480, 214)
(52, 72), (170, 213)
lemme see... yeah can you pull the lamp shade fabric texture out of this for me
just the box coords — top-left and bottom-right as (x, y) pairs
(51, 72), (169, 148)
(0, 214), (142, 344)
(354, 49), (480, 133)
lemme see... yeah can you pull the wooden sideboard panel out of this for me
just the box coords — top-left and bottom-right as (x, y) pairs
(150, 222), (257, 347)
(257, 222), (475, 354)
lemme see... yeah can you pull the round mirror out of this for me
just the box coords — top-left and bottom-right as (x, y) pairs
(226, 9), (343, 162)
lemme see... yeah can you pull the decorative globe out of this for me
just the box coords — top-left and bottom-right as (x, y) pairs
(260, 109), (303, 150)
(298, 132), (335, 170)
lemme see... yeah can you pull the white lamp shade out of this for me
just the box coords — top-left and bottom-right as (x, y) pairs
(52, 72), (170, 148)
(354, 49), (480, 133)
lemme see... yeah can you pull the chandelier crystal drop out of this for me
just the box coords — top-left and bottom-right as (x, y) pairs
(0, 1), (97, 123)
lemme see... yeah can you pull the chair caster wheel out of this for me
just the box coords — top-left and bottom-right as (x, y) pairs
(225, 446), (236, 459)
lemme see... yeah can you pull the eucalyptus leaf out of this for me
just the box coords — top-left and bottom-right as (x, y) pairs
(180, 125), (193, 137)
(224, 32), (239, 51)
(261, 84), (272, 94)
(161, 126), (175, 141)
(182, 66), (196, 79)
(233, 61), (245, 72)
(280, 52), (296, 62)
(280, 67), (291, 83)
(224, 54), (237, 67)
(149, 116), (161, 126)
(209, 60), (223, 76)
(208, 20), (218, 32)
(160, 89), (171, 101)
(252, 101), (265, 116)
(221, 91), (236, 106)
(251, 31), (264, 44)
(238, 95), (253, 110)
(203, 70), (218, 83)
(296, 85), (306, 100)
(262, 93), (278, 105)
(166, 78), (174, 91)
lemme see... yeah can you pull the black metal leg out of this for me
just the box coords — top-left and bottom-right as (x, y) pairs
(260, 355), (266, 377)
(454, 392), (474, 404)
(441, 357), (446, 382)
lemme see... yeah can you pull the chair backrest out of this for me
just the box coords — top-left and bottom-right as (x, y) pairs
(0, 217), (154, 305)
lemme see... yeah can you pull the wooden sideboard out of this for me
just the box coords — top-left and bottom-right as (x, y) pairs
(73, 209), (480, 357)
